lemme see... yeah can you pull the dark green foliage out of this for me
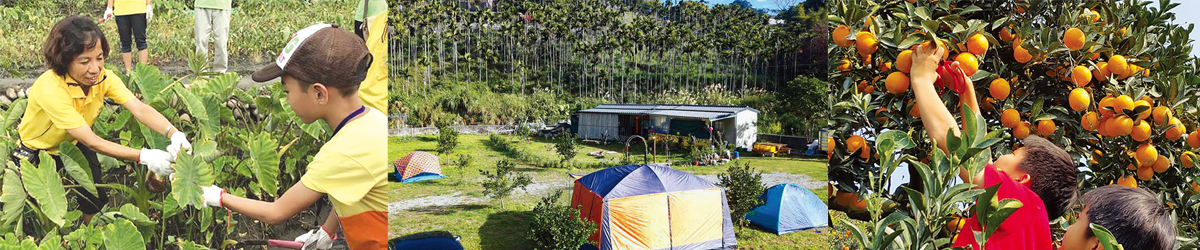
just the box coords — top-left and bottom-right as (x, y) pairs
(527, 191), (597, 250)
(718, 162), (765, 228)
(554, 131), (578, 167)
(479, 159), (533, 209)
(437, 125), (460, 155)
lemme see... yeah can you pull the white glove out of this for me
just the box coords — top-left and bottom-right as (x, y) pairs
(166, 129), (192, 160)
(201, 185), (224, 207)
(145, 5), (153, 22)
(295, 227), (336, 250)
(140, 149), (174, 176)
(103, 7), (113, 22)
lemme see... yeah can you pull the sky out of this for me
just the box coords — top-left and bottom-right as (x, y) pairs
(705, 0), (792, 10)
(1147, 0), (1200, 57)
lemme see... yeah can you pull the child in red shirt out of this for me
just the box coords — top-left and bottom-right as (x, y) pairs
(909, 41), (1078, 250)
(1059, 186), (1174, 250)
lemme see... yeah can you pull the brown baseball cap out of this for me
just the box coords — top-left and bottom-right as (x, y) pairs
(252, 24), (373, 87)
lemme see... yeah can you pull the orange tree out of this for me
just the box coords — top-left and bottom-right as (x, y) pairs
(828, 0), (1200, 248)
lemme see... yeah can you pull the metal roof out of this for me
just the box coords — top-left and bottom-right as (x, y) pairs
(578, 104), (759, 120)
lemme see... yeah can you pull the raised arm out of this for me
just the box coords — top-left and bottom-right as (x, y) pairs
(909, 42), (960, 154)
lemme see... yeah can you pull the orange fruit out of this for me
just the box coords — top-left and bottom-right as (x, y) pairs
(846, 135), (866, 154)
(856, 32), (878, 57)
(834, 191), (858, 206)
(1014, 42), (1033, 63)
(1183, 152), (1197, 168)
(833, 25), (853, 48)
(1152, 155), (1170, 173)
(1000, 26), (1015, 42)
(1114, 95), (1134, 114)
(875, 108), (889, 124)
(947, 216), (966, 232)
(1131, 120), (1151, 142)
(886, 72), (910, 94)
(1014, 122), (1031, 139)
(1116, 175), (1138, 188)
(1136, 143), (1159, 167)
(1098, 96), (1116, 117)
(1093, 61), (1109, 81)
(1133, 100), (1152, 120)
(863, 85), (875, 94)
(1087, 9), (1100, 23)
(1071, 66), (1091, 87)
(909, 100), (921, 117)
(1069, 88), (1090, 112)
(1001, 109), (1021, 128)
(1117, 27), (1128, 37)
(1111, 116), (1134, 136)
(828, 137), (835, 153)
(879, 61), (892, 72)
(1127, 163), (1139, 171)
(1167, 117), (1185, 140)
(1152, 106), (1171, 126)
(1063, 27), (1086, 51)
(1137, 165), (1154, 181)
(1140, 96), (1155, 106)
(968, 33), (989, 55)
(837, 59), (852, 72)
(851, 197), (868, 210)
(955, 53), (979, 77)
(981, 97), (996, 111)
(897, 50), (914, 73)
(1191, 181), (1200, 194)
(860, 144), (871, 159)
(990, 78), (1010, 100)
(1037, 119), (1056, 136)
(1082, 112), (1100, 131)
(1108, 55), (1128, 77)
(1189, 130), (1200, 148)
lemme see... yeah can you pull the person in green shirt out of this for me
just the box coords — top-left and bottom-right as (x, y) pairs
(194, 0), (232, 73)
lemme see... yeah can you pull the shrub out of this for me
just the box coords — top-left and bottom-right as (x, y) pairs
(717, 162), (765, 228)
(437, 125), (460, 155)
(479, 159), (532, 209)
(527, 191), (597, 250)
(554, 131), (578, 168)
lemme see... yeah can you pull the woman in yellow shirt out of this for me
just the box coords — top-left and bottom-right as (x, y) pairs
(12, 16), (189, 223)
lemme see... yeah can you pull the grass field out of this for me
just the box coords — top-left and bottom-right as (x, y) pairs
(389, 134), (831, 249)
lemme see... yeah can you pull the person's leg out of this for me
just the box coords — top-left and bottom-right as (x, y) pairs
(133, 13), (149, 66)
(195, 8), (212, 71)
(213, 9), (230, 73)
(75, 144), (108, 224)
(115, 15), (134, 73)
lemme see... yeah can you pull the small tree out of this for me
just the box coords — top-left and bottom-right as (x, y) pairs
(527, 191), (597, 250)
(479, 159), (532, 209)
(718, 162), (765, 228)
(554, 131), (578, 168)
(437, 125), (459, 155)
(452, 153), (471, 185)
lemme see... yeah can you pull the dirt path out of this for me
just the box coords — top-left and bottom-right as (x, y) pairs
(388, 171), (824, 214)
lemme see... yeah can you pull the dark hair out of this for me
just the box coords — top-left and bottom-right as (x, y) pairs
(1077, 186), (1174, 250)
(43, 16), (109, 76)
(1016, 135), (1077, 219)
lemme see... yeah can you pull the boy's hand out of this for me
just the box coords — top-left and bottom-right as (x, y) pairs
(910, 41), (946, 87)
(201, 185), (225, 207)
(295, 227), (336, 250)
(167, 129), (192, 160)
(103, 7), (114, 21)
(140, 149), (174, 176)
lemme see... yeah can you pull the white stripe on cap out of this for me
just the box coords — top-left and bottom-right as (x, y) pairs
(276, 23), (334, 70)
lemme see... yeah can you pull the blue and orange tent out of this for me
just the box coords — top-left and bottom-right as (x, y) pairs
(571, 164), (736, 250)
(744, 183), (828, 235)
(393, 151), (445, 183)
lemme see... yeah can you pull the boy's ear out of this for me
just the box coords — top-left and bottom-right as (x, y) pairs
(1087, 237), (1101, 250)
(1014, 173), (1031, 185)
(311, 83), (328, 104)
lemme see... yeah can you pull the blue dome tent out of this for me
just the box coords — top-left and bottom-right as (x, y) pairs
(744, 183), (829, 235)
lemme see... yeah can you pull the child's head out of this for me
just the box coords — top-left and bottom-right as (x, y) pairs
(252, 24), (372, 123)
(987, 135), (1077, 219)
(43, 16), (110, 84)
(1060, 186), (1174, 250)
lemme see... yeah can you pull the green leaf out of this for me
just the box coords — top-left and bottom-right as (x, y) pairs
(57, 142), (97, 196)
(1, 169), (26, 228)
(104, 219), (145, 250)
(130, 65), (170, 105)
(22, 153), (67, 227)
(139, 123), (169, 150)
(38, 233), (63, 250)
(108, 204), (155, 226)
(170, 154), (214, 209)
(1, 99), (27, 134)
(245, 132), (281, 196)
(174, 85), (215, 137)
(191, 139), (219, 162)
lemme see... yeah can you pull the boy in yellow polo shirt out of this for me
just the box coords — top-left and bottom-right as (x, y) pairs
(14, 16), (186, 223)
(199, 24), (388, 250)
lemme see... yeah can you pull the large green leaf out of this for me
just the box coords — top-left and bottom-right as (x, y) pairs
(103, 219), (145, 250)
(1090, 223), (1125, 250)
(57, 142), (97, 196)
(245, 132), (281, 196)
(130, 65), (171, 105)
(21, 153), (67, 227)
(106, 204), (155, 226)
(0, 169), (26, 228)
(174, 85), (215, 137)
(1, 99), (26, 135)
(170, 154), (214, 209)
(139, 124), (169, 150)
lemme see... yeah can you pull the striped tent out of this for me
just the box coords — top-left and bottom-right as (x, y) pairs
(393, 151), (445, 183)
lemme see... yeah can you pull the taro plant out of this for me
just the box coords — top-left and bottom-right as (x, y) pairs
(0, 64), (329, 248)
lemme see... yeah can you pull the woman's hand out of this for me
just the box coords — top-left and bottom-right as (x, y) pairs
(910, 41), (945, 88)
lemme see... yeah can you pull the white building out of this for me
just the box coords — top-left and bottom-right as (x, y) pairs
(574, 104), (760, 150)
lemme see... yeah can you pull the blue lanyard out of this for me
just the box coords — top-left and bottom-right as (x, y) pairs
(332, 106), (367, 136)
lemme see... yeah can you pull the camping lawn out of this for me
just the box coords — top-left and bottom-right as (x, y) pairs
(389, 134), (831, 249)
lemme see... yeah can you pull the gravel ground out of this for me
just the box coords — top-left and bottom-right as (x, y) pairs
(390, 171), (823, 214)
